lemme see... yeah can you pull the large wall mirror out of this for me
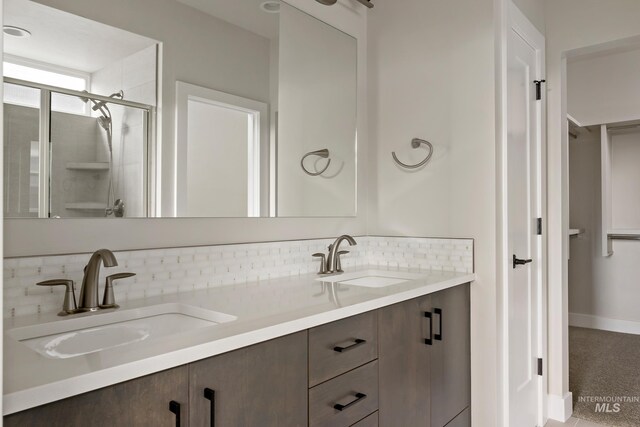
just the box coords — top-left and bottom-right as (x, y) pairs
(2, 0), (358, 219)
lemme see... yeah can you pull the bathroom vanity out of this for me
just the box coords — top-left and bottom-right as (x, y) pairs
(4, 273), (471, 427)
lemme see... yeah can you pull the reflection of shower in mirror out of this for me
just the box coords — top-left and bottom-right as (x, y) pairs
(81, 90), (127, 217)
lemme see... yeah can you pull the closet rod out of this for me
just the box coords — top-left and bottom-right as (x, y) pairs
(607, 123), (640, 131)
(608, 234), (640, 241)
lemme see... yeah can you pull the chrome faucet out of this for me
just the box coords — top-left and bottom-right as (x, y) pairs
(78, 249), (118, 311)
(325, 235), (357, 274)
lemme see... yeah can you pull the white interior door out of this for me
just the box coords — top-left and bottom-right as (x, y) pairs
(506, 4), (544, 426)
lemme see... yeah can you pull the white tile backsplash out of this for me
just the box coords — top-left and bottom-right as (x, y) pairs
(3, 236), (473, 318)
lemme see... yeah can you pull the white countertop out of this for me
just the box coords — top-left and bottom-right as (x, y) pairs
(3, 266), (475, 415)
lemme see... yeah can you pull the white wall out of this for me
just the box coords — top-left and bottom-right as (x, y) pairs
(568, 48), (640, 126)
(4, 0), (368, 257)
(569, 129), (640, 327)
(544, 0), (640, 406)
(368, 0), (496, 425)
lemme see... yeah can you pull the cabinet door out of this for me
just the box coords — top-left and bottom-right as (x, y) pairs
(189, 331), (308, 427)
(4, 366), (189, 427)
(430, 283), (471, 427)
(378, 294), (432, 426)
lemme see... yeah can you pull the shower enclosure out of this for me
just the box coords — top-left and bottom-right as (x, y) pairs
(3, 77), (154, 218)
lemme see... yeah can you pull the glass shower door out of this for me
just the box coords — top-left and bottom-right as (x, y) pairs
(49, 92), (147, 218)
(3, 82), (44, 217)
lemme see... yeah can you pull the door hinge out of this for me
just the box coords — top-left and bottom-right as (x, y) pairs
(537, 358), (543, 376)
(534, 80), (546, 100)
(536, 218), (542, 235)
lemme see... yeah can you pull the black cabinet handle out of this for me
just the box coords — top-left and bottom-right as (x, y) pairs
(333, 338), (366, 353)
(434, 308), (443, 341)
(169, 401), (181, 427)
(513, 254), (533, 269)
(424, 311), (433, 345)
(204, 388), (215, 427)
(333, 392), (367, 411)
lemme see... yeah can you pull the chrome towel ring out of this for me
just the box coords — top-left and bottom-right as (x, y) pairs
(301, 148), (331, 176)
(392, 138), (434, 169)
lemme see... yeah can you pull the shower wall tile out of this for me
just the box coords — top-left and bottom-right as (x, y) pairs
(122, 45), (157, 96)
(3, 236), (474, 318)
(92, 45), (157, 107)
(49, 111), (106, 218)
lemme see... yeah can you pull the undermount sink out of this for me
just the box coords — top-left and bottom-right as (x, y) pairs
(316, 269), (428, 288)
(8, 303), (237, 359)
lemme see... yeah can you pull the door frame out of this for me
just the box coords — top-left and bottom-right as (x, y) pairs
(175, 81), (269, 218)
(496, 2), (547, 426)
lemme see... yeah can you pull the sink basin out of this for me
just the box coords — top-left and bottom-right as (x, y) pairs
(8, 303), (236, 359)
(316, 269), (427, 288)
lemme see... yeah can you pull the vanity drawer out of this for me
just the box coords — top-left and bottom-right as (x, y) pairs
(309, 311), (378, 386)
(309, 360), (378, 427)
(352, 411), (379, 427)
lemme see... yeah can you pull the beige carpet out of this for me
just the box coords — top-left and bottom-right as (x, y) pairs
(570, 326), (640, 427)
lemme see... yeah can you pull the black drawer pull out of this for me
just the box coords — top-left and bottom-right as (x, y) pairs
(434, 308), (443, 341)
(333, 338), (366, 353)
(424, 311), (433, 345)
(169, 400), (181, 427)
(204, 388), (215, 427)
(333, 392), (367, 411)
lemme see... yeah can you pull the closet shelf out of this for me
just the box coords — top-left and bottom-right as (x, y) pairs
(66, 162), (110, 171)
(65, 202), (107, 211)
(608, 229), (640, 236)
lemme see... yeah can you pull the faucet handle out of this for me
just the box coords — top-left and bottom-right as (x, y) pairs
(312, 253), (328, 275)
(336, 251), (350, 273)
(101, 272), (136, 309)
(37, 279), (77, 315)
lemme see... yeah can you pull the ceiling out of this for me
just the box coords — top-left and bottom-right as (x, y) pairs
(4, 0), (158, 73)
(176, 0), (279, 40)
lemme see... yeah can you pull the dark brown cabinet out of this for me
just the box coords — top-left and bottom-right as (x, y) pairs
(378, 284), (471, 427)
(4, 333), (307, 427)
(189, 331), (308, 427)
(4, 366), (189, 427)
(431, 284), (471, 427)
(378, 294), (433, 426)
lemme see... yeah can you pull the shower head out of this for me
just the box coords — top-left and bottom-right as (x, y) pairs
(97, 115), (111, 132)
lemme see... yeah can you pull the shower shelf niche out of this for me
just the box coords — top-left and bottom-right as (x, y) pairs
(65, 162), (110, 171)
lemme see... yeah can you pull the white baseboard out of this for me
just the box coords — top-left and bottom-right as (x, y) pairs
(548, 392), (573, 422)
(569, 312), (640, 335)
